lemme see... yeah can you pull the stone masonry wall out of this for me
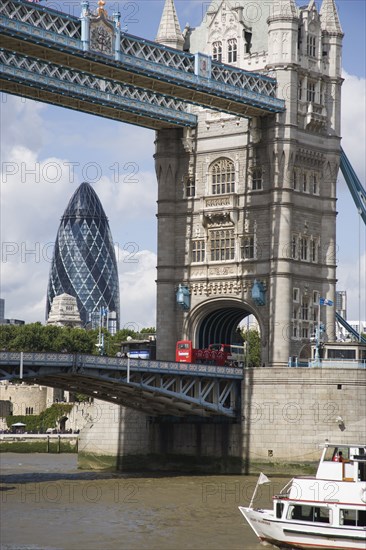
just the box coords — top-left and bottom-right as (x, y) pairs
(0, 383), (48, 416)
(244, 368), (366, 463)
(78, 400), (150, 469)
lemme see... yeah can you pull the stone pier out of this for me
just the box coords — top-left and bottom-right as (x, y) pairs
(78, 369), (366, 472)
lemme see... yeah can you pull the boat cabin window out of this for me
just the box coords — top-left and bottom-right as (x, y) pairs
(287, 505), (330, 523)
(276, 502), (284, 518)
(340, 509), (366, 527)
(324, 446), (350, 462)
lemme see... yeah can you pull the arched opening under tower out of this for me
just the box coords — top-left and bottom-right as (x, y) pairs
(187, 299), (263, 351)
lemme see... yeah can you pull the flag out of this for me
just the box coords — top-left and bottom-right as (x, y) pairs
(320, 298), (333, 306)
(258, 472), (271, 485)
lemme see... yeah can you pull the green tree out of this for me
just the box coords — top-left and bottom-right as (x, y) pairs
(240, 329), (261, 368)
(0, 324), (156, 357)
(140, 327), (156, 335)
(0, 323), (97, 354)
(6, 403), (73, 433)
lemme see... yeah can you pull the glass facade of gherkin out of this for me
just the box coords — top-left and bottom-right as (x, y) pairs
(46, 182), (120, 329)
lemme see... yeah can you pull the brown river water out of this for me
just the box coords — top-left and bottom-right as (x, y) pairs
(0, 453), (287, 550)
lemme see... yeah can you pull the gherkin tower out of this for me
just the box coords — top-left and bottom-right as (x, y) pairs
(46, 182), (120, 329)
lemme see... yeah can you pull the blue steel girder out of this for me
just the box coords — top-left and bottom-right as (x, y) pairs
(0, 352), (243, 418)
(335, 312), (366, 344)
(340, 147), (366, 225)
(0, 0), (285, 118)
(0, 49), (197, 129)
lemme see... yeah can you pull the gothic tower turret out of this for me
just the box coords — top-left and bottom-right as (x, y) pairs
(155, 0), (184, 50)
(320, 0), (343, 136)
(264, 0), (301, 365)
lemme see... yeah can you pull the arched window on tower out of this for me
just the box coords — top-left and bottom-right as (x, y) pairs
(244, 31), (252, 54)
(251, 167), (263, 191)
(211, 158), (235, 194)
(306, 80), (316, 103)
(212, 41), (222, 62)
(185, 176), (195, 198)
(227, 38), (237, 63)
(241, 235), (255, 260)
(191, 240), (205, 263)
(307, 34), (316, 57)
(210, 229), (235, 261)
(301, 297), (309, 321)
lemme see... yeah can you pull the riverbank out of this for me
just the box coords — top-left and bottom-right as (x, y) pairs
(0, 433), (78, 453)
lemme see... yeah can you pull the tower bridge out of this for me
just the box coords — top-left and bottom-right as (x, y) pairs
(1, 0), (365, 470)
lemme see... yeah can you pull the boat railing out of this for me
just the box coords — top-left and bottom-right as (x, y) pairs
(273, 493), (290, 500)
(275, 478), (294, 498)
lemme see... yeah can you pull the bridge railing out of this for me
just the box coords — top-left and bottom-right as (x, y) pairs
(0, 351), (244, 380)
(289, 358), (366, 369)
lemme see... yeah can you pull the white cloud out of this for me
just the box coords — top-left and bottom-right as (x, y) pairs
(0, 95), (46, 157)
(116, 248), (157, 329)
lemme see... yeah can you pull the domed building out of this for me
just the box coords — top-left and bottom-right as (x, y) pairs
(46, 182), (120, 330)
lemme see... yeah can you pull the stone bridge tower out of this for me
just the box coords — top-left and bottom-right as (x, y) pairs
(154, 0), (343, 366)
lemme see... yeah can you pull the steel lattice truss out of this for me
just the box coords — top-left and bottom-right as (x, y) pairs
(0, 0), (81, 38)
(0, 49), (196, 129)
(120, 34), (195, 74)
(0, 352), (242, 418)
(0, 0), (285, 119)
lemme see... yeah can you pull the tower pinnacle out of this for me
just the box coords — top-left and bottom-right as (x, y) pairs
(319, 0), (343, 34)
(269, 0), (298, 19)
(155, 0), (184, 50)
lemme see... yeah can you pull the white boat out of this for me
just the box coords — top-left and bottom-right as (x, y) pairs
(239, 442), (366, 550)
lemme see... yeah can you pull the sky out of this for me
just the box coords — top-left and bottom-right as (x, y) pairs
(1, 0), (365, 331)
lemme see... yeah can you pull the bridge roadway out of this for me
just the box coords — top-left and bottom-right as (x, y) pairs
(0, 351), (243, 419)
(0, 0), (285, 129)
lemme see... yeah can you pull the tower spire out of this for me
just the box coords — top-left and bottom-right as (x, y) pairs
(155, 0), (184, 50)
(319, 0), (343, 34)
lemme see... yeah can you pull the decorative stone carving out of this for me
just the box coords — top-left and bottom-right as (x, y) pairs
(205, 196), (231, 208)
(191, 280), (247, 296)
(202, 211), (233, 226)
(295, 148), (325, 168)
(191, 269), (206, 278)
(182, 128), (195, 152)
(90, 23), (113, 54)
(208, 267), (234, 276)
(90, 1), (115, 54)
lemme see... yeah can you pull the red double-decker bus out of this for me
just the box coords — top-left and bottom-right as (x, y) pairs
(176, 340), (246, 366)
(176, 340), (230, 366)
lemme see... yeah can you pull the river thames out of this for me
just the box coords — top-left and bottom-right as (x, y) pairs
(0, 453), (285, 550)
